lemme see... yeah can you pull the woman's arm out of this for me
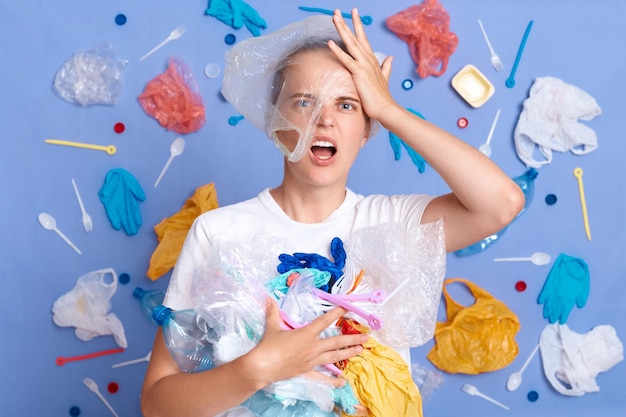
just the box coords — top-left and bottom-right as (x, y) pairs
(141, 300), (368, 417)
(330, 8), (524, 252)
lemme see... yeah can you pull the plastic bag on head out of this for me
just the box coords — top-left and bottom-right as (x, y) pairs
(221, 15), (372, 162)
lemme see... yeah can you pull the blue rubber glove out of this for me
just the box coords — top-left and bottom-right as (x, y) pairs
(389, 108), (427, 173)
(537, 253), (590, 324)
(99, 168), (145, 236)
(205, 0), (267, 37)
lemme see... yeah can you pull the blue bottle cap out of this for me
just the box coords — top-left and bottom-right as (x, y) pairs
(69, 406), (81, 416)
(527, 390), (539, 402)
(152, 305), (172, 325)
(119, 273), (130, 284)
(224, 33), (236, 45)
(132, 287), (145, 299)
(115, 14), (127, 26)
(402, 79), (414, 90)
(545, 193), (557, 205)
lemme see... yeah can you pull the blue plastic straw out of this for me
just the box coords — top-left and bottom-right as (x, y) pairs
(298, 6), (373, 25)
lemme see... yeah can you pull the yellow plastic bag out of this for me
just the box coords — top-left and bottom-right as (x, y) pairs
(146, 183), (219, 280)
(427, 278), (520, 374)
(342, 321), (423, 417)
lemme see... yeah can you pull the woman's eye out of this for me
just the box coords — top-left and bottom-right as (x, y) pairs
(339, 103), (355, 111)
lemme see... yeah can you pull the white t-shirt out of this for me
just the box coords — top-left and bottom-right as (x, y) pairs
(163, 188), (438, 417)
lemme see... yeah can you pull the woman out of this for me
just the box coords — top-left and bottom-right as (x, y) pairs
(141, 8), (524, 417)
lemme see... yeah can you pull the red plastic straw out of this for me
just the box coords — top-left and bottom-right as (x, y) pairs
(56, 348), (125, 366)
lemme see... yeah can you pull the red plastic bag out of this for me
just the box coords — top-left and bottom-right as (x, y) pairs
(138, 58), (206, 134)
(386, 0), (458, 78)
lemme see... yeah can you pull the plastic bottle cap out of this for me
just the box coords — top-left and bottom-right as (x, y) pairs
(204, 63), (221, 79)
(119, 273), (130, 284)
(515, 281), (527, 292)
(69, 406), (81, 416)
(527, 390), (539, 402)
(152, 305), (172, 325)
(402, 79), (414, 90)
(224, 34), (236, 45)
(457, 117), (468, 128)
(107, 382), (119, 394)
(114, 122), (125, 134)
(545, 193), (557, 205)
(115, 14), (127, 26)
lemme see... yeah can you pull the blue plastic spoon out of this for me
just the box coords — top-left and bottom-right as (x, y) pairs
(506, 20), (533, 88)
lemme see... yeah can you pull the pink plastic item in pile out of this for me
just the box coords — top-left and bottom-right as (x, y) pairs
(138, 58), (206, 134)
(386, 0), (458, 78)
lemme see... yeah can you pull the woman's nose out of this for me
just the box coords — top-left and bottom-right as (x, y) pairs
(317, 104), (335, 127)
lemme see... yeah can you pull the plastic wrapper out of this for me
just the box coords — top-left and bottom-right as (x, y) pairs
(53, 43), (127, 106)
(386, 0), (458, 78)
(427, 278), (520, 374)
(343, 219), (446, 347)
(222, 15), (377, 162)
(138, 57), (206, 134)
(455, 168), (537, 256)
(52, 268), (127, 348)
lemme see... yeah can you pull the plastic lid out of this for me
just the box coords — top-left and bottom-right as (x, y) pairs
(402, 79), (414, 90)
(69, 406), (81, 416)
(515, 281), (527, 292)
(457, 117), (468, 128)
(204, 63), (221, 79)
(114, 122), (125, 133)
(119, 273), (130, 284)
(527, 390), (539, 402)
(107, 382), (119, 394)
(132, 287), (145, 299)
(152, 305), (172, 325)
(545, 193), (557, 205)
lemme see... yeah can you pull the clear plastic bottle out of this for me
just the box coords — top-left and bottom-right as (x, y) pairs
(455, 168), (538, 257)
(132, 287), (165, 324)
(152, 305), (216, 372)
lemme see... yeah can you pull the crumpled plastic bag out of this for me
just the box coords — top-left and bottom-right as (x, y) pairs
(138, 57), (206, 134)
(540, 323), (623, 396)
(53, 43), (127, 106)
(427, 278), (520, 374)
(99, 168), (145, 236)
(342, 321), (423, 417)
(344, 220), (446, 347)
(514, 76), (601, 168)
(386, 0), (458, 78)
(147, 183), (219, 280)
(51, 268), (127, 348)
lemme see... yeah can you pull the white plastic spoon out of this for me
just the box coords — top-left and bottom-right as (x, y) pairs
(71, 178), (93, 232)
(140, 25), (186, 61)
(112, 350), (152, 368)
(154, 137), (185, 188)
(478, 108), (501, 158)
(38, 212), (82, 254)
(507, 344), (539, 391)
(493, 251), (551, 266)
(83, 377), (120, 417)
(462, 384), (510, 411)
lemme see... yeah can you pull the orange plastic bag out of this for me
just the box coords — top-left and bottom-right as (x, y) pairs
(427, 278), (520, 374)
(146, 183), (219, 280)
(138, 57), (206, 134)
(386, 0), (458, 78)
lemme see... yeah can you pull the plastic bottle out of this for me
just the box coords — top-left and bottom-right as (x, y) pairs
(132, 287), (165, 324)
(152, 305), (216, 372)
(455, 168), (538, 257)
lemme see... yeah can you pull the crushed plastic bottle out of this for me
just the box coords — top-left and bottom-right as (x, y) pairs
(455, 168), (538, 256)
(133, 287), (165, 325)
(152, 305), (216, 372)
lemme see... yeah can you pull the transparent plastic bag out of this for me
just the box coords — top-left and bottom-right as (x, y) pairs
(53, 43), (127, 106)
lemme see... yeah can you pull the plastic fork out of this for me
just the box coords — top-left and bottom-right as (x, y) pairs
(478, 19), (503, 71)
(140, 25), (186, 61)
(313, 288), (383, 330)
(71, 178), (93, 232)
(83, 377), (120, 417)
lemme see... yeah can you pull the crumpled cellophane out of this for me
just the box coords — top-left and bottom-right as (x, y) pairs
(343, 219), (446, 347)
(146, 183), (219, 280)
(386, 0), (458, 78)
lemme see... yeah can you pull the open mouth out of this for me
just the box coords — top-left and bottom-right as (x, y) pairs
(311, 140), (336, 160)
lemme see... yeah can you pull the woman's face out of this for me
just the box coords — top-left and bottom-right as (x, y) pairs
(272, 48), (369, 185)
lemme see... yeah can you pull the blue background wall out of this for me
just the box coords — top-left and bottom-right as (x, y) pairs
(1, 1), (625, 416)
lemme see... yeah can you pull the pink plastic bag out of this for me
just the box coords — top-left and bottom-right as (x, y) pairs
(386, 0), (458, 78)
(138, 58), (206, 134)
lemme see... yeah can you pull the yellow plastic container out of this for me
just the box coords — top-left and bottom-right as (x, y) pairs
(451, 64), (495, 108)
